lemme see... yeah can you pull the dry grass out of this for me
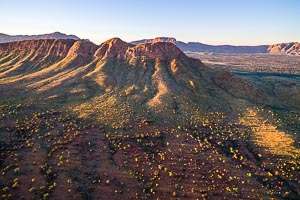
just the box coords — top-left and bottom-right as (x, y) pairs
(240, 108), (300, 157)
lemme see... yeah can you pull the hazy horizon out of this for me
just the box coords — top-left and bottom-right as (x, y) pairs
(1, 0), (300, 45)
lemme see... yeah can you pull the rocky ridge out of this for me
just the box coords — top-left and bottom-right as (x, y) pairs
(268, 42), (300, 56)
(0, 38), (187, 61)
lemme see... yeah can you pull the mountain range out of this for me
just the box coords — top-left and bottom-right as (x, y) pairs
(0, 35), (299, 199)
(0, 37), (299, 125)
(0, 32), (80, 43)
(1, 32), (299, 55)
(0, 38), (261, 122)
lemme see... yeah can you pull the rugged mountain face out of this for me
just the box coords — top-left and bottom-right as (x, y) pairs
(131, 37), (300, 55)
(0, 39), (75, 57)
(0, 38), (266, 125)
(0, 38), (299, 200)
(0, 32), (80, 43)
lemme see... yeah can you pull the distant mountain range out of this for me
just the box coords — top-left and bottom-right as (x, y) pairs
(267, 42), (300, 56)
(0, 32), (299, 55)
(132, 37), (300, 55)
(0, 32), (80, 43)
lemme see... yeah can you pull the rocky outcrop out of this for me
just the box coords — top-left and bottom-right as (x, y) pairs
(268, 42), (300, 55)
(67, 40), (98, 58)
(94, 38), (133, 59)
(126, 42), (186, 60)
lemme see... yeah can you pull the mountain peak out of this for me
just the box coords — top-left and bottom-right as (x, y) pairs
(103, 37), (126, 44)
(94, 37), (133, 59)
(67, 40), (98, 58)
(127, 41), (185, 60)
(94, 37), (185, 60)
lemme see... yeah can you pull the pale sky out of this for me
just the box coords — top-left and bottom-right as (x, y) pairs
(1, 0), (299, 45)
